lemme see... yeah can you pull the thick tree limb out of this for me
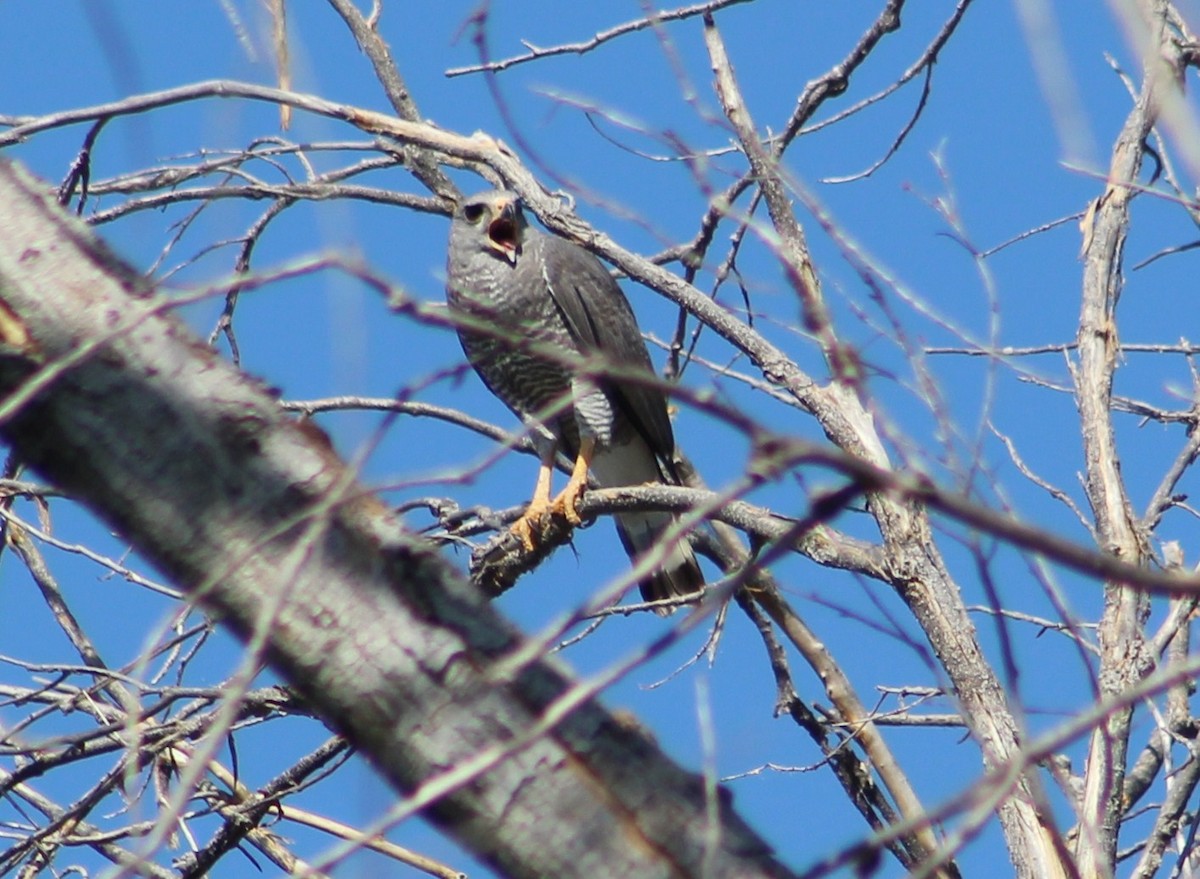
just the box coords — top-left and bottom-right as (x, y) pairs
(0, 159), (796, 879)
(699, 13), (1068, 877)
(1073, 4), (1174, 874)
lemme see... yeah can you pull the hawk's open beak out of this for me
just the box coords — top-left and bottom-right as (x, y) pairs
(487, 202), (521, 265)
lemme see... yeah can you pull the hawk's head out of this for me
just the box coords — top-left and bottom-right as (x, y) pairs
(456, 190), (526, 266)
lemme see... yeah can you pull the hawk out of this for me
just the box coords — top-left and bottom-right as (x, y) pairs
(445, 190), (703, 611)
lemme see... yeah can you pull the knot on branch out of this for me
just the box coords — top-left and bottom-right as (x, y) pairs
(469, 508), (580, 597)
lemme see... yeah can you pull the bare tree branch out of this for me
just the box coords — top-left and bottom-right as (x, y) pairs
(445, 0), (755, 77)
(0, 158), (797, 879)
(1073, 4), (1175, 872)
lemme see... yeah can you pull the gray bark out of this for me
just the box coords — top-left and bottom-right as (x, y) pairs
(0, 158), (797, 879)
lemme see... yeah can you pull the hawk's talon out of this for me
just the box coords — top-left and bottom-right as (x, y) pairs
(510, 516), (537, 553)
(510, 499), (552, 552)
(549, 435), (593, 529)
(510, 486), (584, 554)
(549, 485), (585, 527)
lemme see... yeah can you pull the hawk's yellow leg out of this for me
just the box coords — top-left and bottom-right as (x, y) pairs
(549, 436), (594, 527)
(510, 437), (594, 551)
(510, 442), (557, 552)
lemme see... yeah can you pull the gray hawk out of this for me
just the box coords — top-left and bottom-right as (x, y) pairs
(445, 189), (703, 611)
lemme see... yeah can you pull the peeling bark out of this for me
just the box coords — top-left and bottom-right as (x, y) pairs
(0, 159), (797, 879)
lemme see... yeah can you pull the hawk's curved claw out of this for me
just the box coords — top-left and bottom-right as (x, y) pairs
(549, 482), (585, 527)
(549, 435), (593, 528)
(510, 498), (552, 552)
(507, 437), (594, 552)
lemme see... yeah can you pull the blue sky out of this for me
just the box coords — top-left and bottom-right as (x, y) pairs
(3, 2), (1198, 877)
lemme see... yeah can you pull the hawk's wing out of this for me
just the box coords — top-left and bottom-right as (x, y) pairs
(536, 232), (677, 463)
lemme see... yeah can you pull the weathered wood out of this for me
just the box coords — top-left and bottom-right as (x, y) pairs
(0, 159), (796, 879)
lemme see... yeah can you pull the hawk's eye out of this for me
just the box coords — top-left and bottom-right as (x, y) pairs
(463, 204), (486, 224)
